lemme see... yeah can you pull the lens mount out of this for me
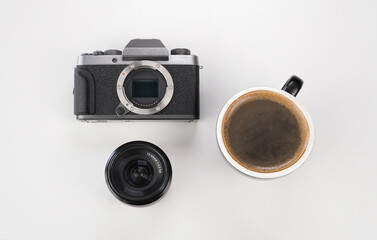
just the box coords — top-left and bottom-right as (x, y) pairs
(116, 61), (174, 115)
(105, 141), (172, 206)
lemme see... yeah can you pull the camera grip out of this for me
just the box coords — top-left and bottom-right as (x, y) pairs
(74, 68), (95, 115)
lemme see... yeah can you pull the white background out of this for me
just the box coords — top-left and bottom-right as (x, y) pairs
(1, 0), (377, 239)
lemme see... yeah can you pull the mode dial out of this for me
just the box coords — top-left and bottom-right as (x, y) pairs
(104, 49), (122, 55)
(171, 48), (191, 55)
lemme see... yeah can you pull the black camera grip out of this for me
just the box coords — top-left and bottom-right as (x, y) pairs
(281, 75), (304, 97)
(74, 68), (96, 115)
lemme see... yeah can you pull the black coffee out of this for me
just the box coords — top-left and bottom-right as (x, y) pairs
(222, 90), (309, 173)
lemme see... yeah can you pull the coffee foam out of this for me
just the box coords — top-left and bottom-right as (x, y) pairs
(222, 90), (310, 173)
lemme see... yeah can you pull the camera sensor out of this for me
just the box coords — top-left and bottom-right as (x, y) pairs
(132, 79), (159, 98)
(124, 68), (167, 109)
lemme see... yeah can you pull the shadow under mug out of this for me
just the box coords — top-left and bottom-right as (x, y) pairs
(216, 76), (314, 179)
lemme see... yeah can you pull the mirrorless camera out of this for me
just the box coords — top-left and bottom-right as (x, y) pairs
(74, 39), (200, 121)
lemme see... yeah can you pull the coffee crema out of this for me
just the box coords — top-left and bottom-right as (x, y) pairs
(222, 90), (310, 173)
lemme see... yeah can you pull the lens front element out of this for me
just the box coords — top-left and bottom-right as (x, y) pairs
(124, 159), (154, 187)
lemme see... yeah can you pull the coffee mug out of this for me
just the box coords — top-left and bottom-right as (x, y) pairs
(216, 76), (314, 179)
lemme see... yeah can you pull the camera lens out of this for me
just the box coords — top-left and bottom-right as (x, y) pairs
(105, 141), (172, 205)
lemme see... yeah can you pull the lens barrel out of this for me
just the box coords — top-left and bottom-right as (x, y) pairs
(105, 141), (172, 205)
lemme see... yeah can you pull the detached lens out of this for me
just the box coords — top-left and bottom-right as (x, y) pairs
(105, 141), (172, 206)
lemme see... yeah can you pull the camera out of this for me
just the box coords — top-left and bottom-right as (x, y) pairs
(74, 39), (200, 121)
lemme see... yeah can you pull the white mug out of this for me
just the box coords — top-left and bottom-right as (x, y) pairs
(216, 76), (314, 179)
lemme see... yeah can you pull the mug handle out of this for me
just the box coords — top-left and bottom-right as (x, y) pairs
(281, 75), (304, 97)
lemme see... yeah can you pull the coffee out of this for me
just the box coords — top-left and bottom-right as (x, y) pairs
(222, 90), (310, 173)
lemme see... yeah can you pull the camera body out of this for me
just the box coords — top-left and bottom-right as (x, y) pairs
(74, 39), (200, 121)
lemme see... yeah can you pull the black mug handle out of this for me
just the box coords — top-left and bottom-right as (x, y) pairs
(281, 75), (304, 97)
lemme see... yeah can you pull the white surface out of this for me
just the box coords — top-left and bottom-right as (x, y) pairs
(216, 87), (315, 179)
(0, 0), (377, 239)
